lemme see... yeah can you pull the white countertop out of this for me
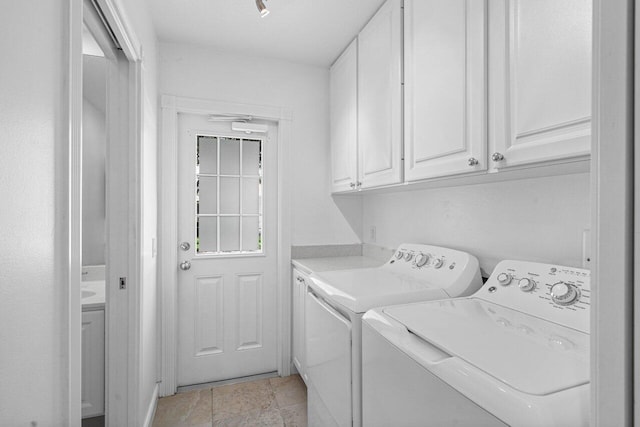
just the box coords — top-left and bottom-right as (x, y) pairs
(292, 256), (385, 275)
(82, 280), (105, 310)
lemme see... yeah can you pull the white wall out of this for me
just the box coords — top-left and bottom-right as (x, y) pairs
(361, 173), (590, 276)
(0, 1), (67, 424)
(82, 56), (106, 266)
(159, 42), (361, 245)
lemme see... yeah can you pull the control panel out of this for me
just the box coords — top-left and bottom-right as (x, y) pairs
(386, 244), (483, 298)
(477, 260), (590, 333)
(392, 244), (463, 272)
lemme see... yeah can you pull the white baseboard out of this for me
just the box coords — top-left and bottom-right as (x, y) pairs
(143, 383), (159, 427)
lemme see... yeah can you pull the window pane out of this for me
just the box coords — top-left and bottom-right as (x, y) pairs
(242, 216), (260, 251)
(198, 177), (217, 215)
(220, 217), (240, 252)
(198, 136), (217, 174)
(220, 177), (240, 214)
(197, 216), (218, 253)
(242, 139), (261, 176)
(220, 137), (240, 175)
(242, 178), (260, 215)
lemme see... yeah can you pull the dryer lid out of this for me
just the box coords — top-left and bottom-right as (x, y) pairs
(309, 269), (449, 314)
(383, 298), (590, 396)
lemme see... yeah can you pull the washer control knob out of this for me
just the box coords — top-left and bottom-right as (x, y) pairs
(433, 258), (444, 269)
(415, 253), (429, 267)
(518, 278), (536, 292)
(550, 282), (580, 306)
(497, 273), (512, 286)
(395, 251), (404, 260)
(404, 252), (414, 262)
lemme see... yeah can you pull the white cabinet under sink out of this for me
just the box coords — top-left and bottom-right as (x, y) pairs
(404, 0), (487, 181)
(488, 0), (592, 171)
(82, 308), (105, 418)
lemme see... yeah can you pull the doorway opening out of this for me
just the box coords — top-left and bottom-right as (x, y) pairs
(69, 0), (144, 425)
(159, 96), (293, 397)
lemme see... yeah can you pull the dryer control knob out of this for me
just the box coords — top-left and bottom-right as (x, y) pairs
(497, 273), (512, 286)
(415, 253), (429, 267)
(404, 252), (414, 262)
(518, 278), (536, 292)
(433, 258), (444, 269)
(550, 282), (580, 306)
(395, 251), (404, 260)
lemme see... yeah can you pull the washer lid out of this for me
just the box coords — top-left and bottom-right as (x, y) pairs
(383, 298), (590, 396)
(309, 269), (449, 314)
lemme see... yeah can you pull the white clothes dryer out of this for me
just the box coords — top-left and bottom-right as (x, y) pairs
(361, 260), (590, 427)
(305, 244), (483, 427)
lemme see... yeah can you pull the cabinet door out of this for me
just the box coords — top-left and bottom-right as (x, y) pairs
(330, 40), (358, 193)
(82, 310), (105, 418)
(488, 0), (591, 170)
(292, 269), (307, 381)
(358, 0), (403, 189)
(404, 0), (487, 181)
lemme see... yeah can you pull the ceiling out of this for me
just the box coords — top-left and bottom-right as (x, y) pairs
(148, 0), (386, 67)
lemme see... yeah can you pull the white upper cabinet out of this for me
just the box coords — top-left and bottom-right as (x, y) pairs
(404, 0), (487, 181)
(357, 0), (403, 189)
(488, 0), (592, 170)
(330, 40), (359, 193)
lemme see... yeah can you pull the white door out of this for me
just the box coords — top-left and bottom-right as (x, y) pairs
(177, 113), (278, 386)
(306, 291), (352, 427)
(291, 269), (308, 382)
(404, 0), (487, 181)
(488, 0), (592, 170)
(357, 0), (403, 189)
(330, 39), (358, 193)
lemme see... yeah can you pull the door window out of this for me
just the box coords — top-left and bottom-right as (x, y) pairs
(195, 135), (263, 255)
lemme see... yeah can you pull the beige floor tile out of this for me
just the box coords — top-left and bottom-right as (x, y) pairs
(212, 407), (284, 427)
(270, 375), (307, 408)
(211, 379), (278, 421)
(280, 403), (307, 427)
(153, 388), (212, 427)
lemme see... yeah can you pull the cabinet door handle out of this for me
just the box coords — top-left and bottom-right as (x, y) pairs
(349, 182), (356, 188)
(491, 152), (505, 162)
(468, 157), (479, 166)
(356, 181), (362, 187)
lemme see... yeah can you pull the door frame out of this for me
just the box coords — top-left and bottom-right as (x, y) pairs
(591, 0), (634, 425)
(158, 95), (293, 396)
(67, 0), (144, 425)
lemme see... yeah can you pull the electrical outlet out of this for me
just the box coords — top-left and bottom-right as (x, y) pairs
(370, 226), (377, 243)
(582, 229), (591, 268)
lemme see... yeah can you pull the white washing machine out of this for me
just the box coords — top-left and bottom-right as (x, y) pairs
(362, 260), (591, 427)
(305, 244), (483, 427)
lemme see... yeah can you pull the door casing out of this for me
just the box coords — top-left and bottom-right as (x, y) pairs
(158, 95), (293, 396)
(68, 0), (144, 425)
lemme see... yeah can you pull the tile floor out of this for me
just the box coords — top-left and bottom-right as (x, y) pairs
(152, 375), (307, 427)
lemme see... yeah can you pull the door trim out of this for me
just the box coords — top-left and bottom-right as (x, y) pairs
(68, 0), (143, 425)
(591, 0), (634, 425)
(159, 95), (293, 396)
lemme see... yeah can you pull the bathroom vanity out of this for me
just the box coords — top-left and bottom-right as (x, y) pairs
(81, 267), (105, 419)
